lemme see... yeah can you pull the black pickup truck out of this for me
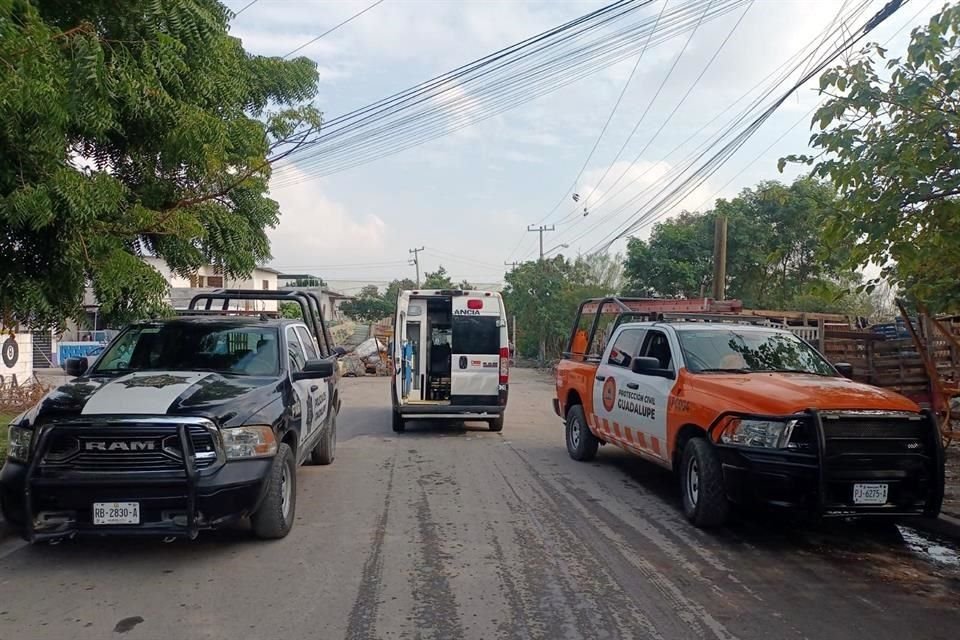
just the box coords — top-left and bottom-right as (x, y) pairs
(0, 290), (341, 542)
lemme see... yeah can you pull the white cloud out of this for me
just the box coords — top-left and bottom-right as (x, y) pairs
(267, 168), (386, 269)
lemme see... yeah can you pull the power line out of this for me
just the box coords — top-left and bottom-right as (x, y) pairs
(550, 0), (874, 254)
(270, 260), (410, 270)
(531, 0), (761, 257)
(586, 0), (906, 254)
(532, 0), (671, 228)
(233, 0), (260, 17)
(283, 0), (387, 59)
(509, 0), (718, 261)
(423, 248), (507, 271)
(271, 0), (752, 186)
(688, 0), (936, 215)
(577, 0), (751, 219)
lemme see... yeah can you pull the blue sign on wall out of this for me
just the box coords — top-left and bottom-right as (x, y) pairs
(57, 342), (103, 366)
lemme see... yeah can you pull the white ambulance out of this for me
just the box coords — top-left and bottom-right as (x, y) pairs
(391, 289), (510, 432)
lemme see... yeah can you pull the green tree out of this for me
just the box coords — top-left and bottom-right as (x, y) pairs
(0, 1), (321, 329)
(782, 5), (960, 311)
(622, 178), (862, 312)
(383, 278), (417, 306)
(339, 285), (391, 323)
(279, 302), (302, 319)
(502, 256), (612, 362)
(422, 265), (453, 289)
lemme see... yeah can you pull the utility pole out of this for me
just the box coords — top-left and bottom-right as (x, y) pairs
(711, 215), (728, 301)
(504, 261), (520, 270)
(409, 246), (424, 287)
(527, 224), (556, 260)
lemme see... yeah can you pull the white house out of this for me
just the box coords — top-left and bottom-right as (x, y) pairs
(141, 257), (281, 312)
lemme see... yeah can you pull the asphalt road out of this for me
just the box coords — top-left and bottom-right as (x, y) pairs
(0, 369), (958, 640)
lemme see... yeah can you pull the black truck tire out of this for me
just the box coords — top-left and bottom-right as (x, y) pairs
(488, 415), (504, 432)
(680, 437), (729, 528)
(311, 414), (336, 465)
(251, 443), (296, 539)
(392, 409), (405, 433)
(565, 405), (599, 461)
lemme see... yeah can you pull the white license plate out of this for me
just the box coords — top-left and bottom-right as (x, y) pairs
(852, 483), (888, 505)
(93, 502), (141, 525)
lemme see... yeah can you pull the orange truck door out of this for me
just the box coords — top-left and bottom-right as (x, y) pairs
(626, 329), (679, 461)
(592, 327), (646, 450)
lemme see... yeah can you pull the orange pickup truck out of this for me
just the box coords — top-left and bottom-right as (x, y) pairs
(553, 297), (945, 527)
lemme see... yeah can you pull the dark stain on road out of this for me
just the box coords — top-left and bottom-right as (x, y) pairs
(411, 481), (465, 639)
(113, 616), (143, 633)
(345, 454), (396, 639)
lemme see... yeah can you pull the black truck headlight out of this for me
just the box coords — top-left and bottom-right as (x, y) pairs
(7, 426), (33, 462)
(221, 425), (278, 460)
(720, 418), (798, 449)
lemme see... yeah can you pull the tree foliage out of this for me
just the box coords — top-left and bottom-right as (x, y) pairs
(339, 285), (392, 323)
(783, 5), (960, 311)
(279, 302), (302, 319)
(422, 265), (453, 289)
(502, 253), (620, 360)
(0, 0), (321, 329)
(383, 278), (417, 307)
(623, 178), (870, 314)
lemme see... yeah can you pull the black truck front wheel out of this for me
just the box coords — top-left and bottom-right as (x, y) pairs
(680, 438), (729, 528)
(251, 443), (296, 539)
(311, 414), (336, 465)
(565, 405), (599, 461)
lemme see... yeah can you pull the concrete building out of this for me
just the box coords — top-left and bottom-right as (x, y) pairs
(277, 274), (353, 324)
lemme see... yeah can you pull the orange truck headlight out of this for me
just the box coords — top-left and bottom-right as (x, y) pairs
(720, 418), (797, 449)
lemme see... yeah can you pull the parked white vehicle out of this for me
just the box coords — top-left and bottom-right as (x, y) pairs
(391, 289), (510, 432)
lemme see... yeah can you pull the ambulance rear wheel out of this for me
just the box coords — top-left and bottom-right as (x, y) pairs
(392, 409), (405, 433)
(565, 405), (598, 462)
(680, 438), (729, 528)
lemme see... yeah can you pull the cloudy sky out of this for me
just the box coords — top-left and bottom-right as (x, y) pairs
(227, 0), (938, 292)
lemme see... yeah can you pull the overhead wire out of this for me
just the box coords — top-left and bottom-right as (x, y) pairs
(570, 0), (752, 223)
(273, 0), (701, 183)
(542, 0), (875, 255)
(686, 0), (935, 215)
(584, 0), (908, 254)
(509, 0), (743, 260)
(531, 0), (672, 229)
(525, 0), (774, 258)
(283, 0), (387, 59)
(271, 0), (753, 186)
(233, 0), (259, 17)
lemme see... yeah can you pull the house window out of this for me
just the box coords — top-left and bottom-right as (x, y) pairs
(190, 274), (205, 288)
(206, 276), (224, 288)
(262, 280), (270, 290)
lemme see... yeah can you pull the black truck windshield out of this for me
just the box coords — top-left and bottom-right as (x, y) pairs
(677, 329), (836, 376)
(93, 324), (281, 376)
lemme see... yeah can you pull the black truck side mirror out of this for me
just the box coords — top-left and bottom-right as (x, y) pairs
(64, 357), (89, 377)
(292, 358), (335, 380)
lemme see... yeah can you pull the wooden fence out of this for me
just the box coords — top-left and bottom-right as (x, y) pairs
(821, 319), (960, 407)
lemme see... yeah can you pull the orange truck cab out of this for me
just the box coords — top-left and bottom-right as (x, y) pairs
(554, 297), (945, 528)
